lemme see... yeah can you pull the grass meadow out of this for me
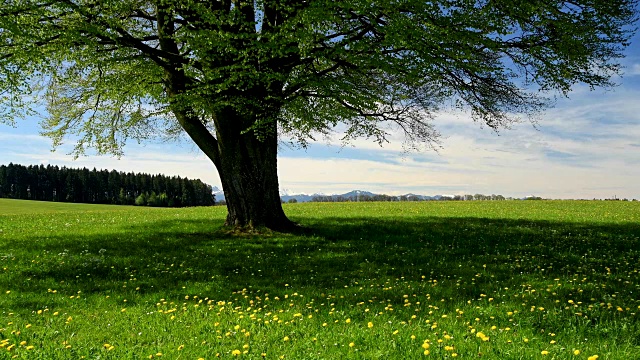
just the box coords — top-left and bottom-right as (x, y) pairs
(0, 199), (639, 359)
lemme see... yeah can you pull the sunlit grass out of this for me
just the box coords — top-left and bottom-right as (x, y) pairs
(0, 198), (133, 215)
(0, 200), (638, 358)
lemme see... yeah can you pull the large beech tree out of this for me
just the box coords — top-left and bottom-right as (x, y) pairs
(0, 0), (636, 230)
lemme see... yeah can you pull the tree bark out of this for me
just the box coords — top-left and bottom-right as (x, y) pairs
(213, 108), (296, 232)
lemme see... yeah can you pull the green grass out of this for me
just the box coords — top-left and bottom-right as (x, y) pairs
(0, 198), (133, 215)
(0, 199), (639, 359)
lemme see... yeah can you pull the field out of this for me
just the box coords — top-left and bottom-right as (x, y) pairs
(0, 199), (639, 359)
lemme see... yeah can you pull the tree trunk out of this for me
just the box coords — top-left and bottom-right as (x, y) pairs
(168, 86), (295, 231)
(214, 109), (296, 231)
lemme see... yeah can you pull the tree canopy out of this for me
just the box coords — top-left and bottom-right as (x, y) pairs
(0, 0), (636, 229)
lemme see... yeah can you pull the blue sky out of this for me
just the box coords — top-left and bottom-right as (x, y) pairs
(2, 37), (640, 199)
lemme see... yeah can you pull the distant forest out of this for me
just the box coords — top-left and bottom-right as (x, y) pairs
(0, 163), (215, 207)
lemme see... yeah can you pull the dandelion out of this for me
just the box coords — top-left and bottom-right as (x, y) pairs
(349, 342), (355, 347)
(19, 341), (27, 346)
(423, 350), (430, 355)
(177, 345), (184, 351)
(476, 332), (490, 341)
(232, 349), (241, 356)
(283, 336), (290, 342)
(345, 318), (351, 324)
(368, 322), (374, 328)
(541, 350), (549, 355)
(574, 350), (581, 355)
(588, 356), (599, 360)
(422, 343), (430, 349)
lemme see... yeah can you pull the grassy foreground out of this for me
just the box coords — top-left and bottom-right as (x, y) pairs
(0, 199), (639, 359)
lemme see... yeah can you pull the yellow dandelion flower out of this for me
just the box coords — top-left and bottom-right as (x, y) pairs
(574, 350), (581, 355)
(345, 318), (351, 324)
(422, 343), (430, 349)
(177, 345), (184, 351)
(231, 349), (241, 356)
(541, 350), (549, 355)
(283, 336), (290, 342)
(25, 346), (34, 350)
(423, 349), (430, 355)
(19, 341), (27, 346)
(368, 322), (374, 328)
(587, 356), (599, 360)
(349, 342), (355, 347)
(25, 324), (31, 328)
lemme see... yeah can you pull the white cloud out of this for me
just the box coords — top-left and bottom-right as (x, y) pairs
(628, 63), (640, 76)
(2, 84), (640, 200)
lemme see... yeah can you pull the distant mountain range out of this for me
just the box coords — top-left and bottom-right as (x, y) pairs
(212, 187), (444, 203)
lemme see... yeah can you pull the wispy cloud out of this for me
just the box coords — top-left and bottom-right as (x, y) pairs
(1, 80), (640, 199)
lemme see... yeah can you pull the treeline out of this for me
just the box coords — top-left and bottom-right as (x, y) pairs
(309, 194), (511, 202)
(0, 163), (215, 207)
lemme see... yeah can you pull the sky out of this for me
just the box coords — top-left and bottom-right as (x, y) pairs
(2, 38), (640, 200)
